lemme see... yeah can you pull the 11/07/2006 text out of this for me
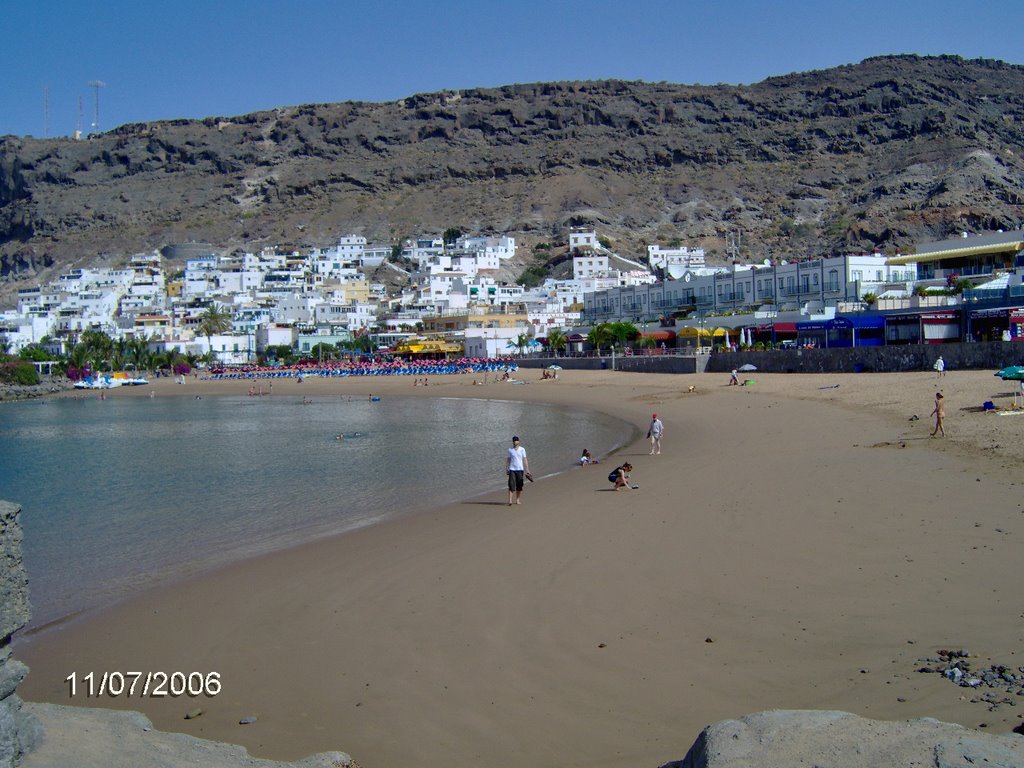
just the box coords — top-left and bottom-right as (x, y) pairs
(65, 671), (221, 698)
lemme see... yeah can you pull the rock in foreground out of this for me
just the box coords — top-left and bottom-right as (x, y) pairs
(20, 702), (354, 768)
(671, 710), (1024, 768)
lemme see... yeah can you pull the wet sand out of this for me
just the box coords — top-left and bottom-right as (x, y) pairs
(16, 368), (1024, 767)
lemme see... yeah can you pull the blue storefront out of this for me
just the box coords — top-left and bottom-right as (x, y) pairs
(796, 316), (886, 348)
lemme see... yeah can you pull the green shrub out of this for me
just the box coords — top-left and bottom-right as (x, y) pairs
(0, 360), (40, 385)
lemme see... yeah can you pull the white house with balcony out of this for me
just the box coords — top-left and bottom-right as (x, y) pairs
(183, 256), (221, 298)
(454, 235), (516, 265)
(273, 294), (322, 324)
(573, 253), (610, 279)
(647, 244), (707, 280)
(0, 312), (51, 352)
(404, 237), (445, 265)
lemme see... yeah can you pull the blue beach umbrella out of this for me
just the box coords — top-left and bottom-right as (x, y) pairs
(995, 366), (1024, 380)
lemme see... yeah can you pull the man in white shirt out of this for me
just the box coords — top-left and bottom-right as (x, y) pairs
(506, 435), (531, 506)
(648, 414), (664, 455)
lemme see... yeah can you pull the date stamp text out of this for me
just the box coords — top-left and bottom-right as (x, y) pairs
(65, 671), (221, 698)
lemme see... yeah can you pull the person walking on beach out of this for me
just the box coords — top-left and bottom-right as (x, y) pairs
(647, 413), (664, 455)
(930, 392), (946, 437)
(506, 435), (531, 505)
(934, 356), (946, 377)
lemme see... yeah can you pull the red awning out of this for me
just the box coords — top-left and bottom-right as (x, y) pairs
(639, 330), (676, 340)
(772, 322), (797, 333)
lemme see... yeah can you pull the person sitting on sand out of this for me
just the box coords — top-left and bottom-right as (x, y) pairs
(579, 448), (598, 466)
(729, 370), (739, 385)
(608, 462), (635, 490)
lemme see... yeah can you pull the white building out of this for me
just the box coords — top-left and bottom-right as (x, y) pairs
(404, 237), (446, 266)
(572, 253), (610, 279)
(569, 229), (599, 252)
(647, 244), (707, 280)
(256, 324), (297, 353)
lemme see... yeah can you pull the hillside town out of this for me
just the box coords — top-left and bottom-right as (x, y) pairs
(2, 227), (1024, 369)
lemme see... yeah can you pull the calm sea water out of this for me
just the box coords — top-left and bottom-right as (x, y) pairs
(0, 393), (634, 628)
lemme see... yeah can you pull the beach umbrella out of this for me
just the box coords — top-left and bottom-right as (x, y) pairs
(738, 363), (757, 372)
(995, 366), (1024, 380)
(547, 364), (563, 370)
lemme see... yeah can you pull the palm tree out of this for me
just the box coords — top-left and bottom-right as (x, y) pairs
(546, 328), (568, 358)
(128, 337), (151, 373)
(110, 338), (128, 372)
(66, 343), (92, 380)
(587, 323), (613, 355)
(78, 329), (114, 372)
(505, 333), (531, 357)
(196, 303), (233, 366)
(607, 321), (640, 348)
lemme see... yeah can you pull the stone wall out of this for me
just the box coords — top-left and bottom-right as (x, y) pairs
(518, 341), (1024, 376)
(709, 340), (1024, 375)
(0, 501), (38, 767)
(517, 355), (704, 374)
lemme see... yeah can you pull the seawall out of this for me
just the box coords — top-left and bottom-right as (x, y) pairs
(518, 340), (1023, 375)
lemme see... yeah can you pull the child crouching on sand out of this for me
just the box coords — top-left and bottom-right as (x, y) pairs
(608, 462), (636, 490)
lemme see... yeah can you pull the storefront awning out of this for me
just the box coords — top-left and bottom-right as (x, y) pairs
(887, 240), (1024, 265)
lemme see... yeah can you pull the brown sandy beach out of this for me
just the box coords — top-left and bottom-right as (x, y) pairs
(16, 368), (1024, 767)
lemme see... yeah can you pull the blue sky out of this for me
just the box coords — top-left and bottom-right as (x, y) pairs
(3, 0), (1022, 138)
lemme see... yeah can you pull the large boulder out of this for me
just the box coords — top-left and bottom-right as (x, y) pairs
(19, 703), (354, 768)
(671, 710), (1024, 768)
(0, 501), (39, 768)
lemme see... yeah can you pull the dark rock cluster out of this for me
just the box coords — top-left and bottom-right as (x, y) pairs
(0, 380), (73, 402)
(918, 648), (1024, 711)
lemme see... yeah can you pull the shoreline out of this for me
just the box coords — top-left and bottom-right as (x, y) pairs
(15, 369), (1024, 767)
(12, 380), (639, 635)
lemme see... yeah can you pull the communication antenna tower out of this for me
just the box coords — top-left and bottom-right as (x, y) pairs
(726, 230), (743, 262)
(76, 96), (84, 138)
(87, 79), (106, 132)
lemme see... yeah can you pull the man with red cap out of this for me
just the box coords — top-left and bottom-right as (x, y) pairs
(647, 413), (664, 455)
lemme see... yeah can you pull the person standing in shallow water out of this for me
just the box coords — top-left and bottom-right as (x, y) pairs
(930, 392), (946, 437)
(506, 435), (530, 506)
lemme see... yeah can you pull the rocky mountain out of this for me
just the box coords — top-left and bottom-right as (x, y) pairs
(1, 54), (1023, 301)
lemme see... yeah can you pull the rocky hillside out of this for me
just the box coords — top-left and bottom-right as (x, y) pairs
(2, 54), (1023, 299)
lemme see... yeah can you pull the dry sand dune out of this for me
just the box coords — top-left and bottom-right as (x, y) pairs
(17, 368), (1024, 768)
